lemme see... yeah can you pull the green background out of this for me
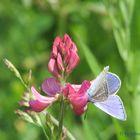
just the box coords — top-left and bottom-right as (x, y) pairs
(0, 0), (140, 140)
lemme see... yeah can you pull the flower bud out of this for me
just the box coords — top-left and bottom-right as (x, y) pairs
(48, 34), (79, 78)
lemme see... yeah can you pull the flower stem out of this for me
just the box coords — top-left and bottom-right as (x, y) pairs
(56, 96), (65, 139)
(49, 114), (76, 140)
(39, 115), (50, 140)
(41, 124), (50, 140)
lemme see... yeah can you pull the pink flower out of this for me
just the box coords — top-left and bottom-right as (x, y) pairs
(48, 34), (79, 78)
(29, 77), (91, 115)
(29, 78), (61, 112)
(63, 80), (91, 115)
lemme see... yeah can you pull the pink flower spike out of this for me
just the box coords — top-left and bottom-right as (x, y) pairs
(66, 50), (79, 73)
(31, 86), (55, 103)
(42, 78), (61, 96)
(29, 100), (49, 112)
(48, 34), (79, 78)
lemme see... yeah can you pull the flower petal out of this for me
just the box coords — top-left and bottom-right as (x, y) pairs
(31, 86), (55, 103)
(64, 49), (70, 65)
(57, 53), (64, 71)
(69, 94), (88, 109)
(71, 84), (81, 92)
(53, 36), (61, 46)
(42, 78), (61, 96)
(71, 42), (78, 52)
(68, 91), (88, 116)
(78, 80), (91, 95)
(52, 36), (61, 57)
(52, 46), (58, 58)
(29, 100), (49, 112)
(73, 105), (87, 116)
(48, 58), (55, 72)
(63, 82), (89, 116)
(63, 84), (75, 97)
(48, 58), (61, 78)
(66, 50), (79, 73)
(63, 34), (72, 49)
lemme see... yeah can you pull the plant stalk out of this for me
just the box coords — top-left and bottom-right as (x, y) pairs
(56, 96), (65, 139)
(50, 114), (76, 140)
(39, 115), (50, 140)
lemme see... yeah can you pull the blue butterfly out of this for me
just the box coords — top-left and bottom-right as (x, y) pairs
(86, 66), (127, 121)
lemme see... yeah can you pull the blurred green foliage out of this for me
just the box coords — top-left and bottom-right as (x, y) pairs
(0, 0), (140, 140)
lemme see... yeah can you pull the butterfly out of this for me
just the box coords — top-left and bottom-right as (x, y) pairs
(86, 66), (126, 121)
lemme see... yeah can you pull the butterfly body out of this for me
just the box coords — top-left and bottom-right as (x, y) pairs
(86, 66), (126, 121)
(87, 84), (96, 98)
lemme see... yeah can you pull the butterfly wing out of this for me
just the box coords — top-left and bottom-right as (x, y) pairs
(87, 66), (109, 102)
(93, 95), (126, 120)
(106, 72), (121, 95)
(87, 67), (121, 102)
(89, 78), (108, 102)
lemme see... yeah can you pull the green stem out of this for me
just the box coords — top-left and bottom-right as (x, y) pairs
(49, 114), (76, 140)
(56, 96), (65, 139)
(39, 115), (50, 140)
(41, 124), (50, 140)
